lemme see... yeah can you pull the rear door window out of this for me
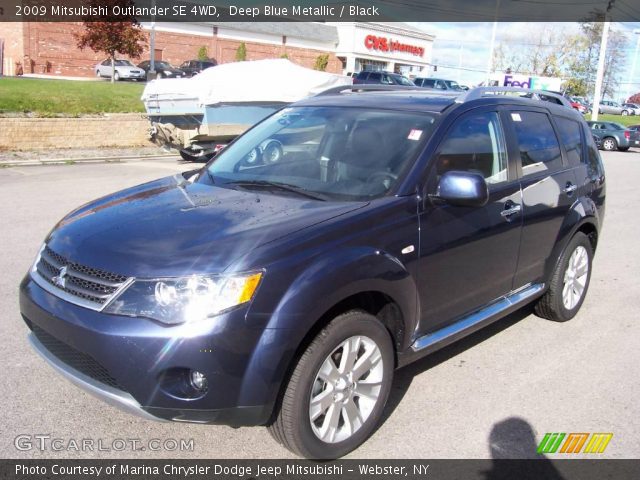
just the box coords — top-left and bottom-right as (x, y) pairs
(510, 111), (563, 177)
(555, 117), (583, 166)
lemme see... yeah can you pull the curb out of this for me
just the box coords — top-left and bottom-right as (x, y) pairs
(0, 153), (180, 168)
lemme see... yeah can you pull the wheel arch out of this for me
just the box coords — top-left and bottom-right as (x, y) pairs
(236, 248), (417, 418)
(544, 204), (599, 285)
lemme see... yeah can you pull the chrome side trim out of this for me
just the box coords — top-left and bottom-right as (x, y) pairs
(411, 283), (545, 353)
(28, 333), (166, 423)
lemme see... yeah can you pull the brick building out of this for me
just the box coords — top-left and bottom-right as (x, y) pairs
(0, 22), (433, 78)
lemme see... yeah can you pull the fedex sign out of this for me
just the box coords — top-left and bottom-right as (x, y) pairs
(503, 74), (562, 91)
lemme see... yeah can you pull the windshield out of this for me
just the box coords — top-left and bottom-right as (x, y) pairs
(202, 107), (437, 201)
(444, 80), (463, 91)
(114, 60), (134, 66)
(156, 62), (174, 69)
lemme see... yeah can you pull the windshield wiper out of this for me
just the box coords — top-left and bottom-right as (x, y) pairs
(226, 180), (327, 201)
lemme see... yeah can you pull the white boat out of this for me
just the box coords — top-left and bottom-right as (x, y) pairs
(141, 59), (352, 161)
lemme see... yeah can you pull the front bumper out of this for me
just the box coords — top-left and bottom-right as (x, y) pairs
(20, 276), (296, 426)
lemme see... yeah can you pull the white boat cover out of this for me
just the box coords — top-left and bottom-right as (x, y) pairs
(141, 59), (352, 105)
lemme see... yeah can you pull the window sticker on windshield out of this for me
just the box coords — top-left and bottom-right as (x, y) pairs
(408, 129), (423, 141)
(511, 113), (522, 122)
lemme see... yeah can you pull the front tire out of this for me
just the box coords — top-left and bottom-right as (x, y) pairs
(619, 147), (630, 152)
(602, 137), (617, 151)
(622, 109), (629, 116)
(534, 232), (593, 322)
(113, 71), (120, 82)
(268, 310), (394, 459)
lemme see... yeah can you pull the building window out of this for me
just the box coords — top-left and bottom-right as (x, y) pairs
(356, 58), (387, 72)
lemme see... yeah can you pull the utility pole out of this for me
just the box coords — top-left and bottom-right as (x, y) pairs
(485, 0), (501, 85)
(591, 1), (615, 121)
(626, 29), (640, 102)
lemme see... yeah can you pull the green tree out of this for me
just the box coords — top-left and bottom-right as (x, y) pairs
(74, 1), (146, 83)
(280, 53), (289, 59)
(197, 46), (209, 61)
(235, 43), (247, 62)
(314, 54), (329, 71)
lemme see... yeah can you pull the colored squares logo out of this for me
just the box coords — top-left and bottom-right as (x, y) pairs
(537, 433), (613, 454)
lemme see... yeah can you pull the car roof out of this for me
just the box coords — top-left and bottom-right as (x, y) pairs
(294, 89), (582, 116)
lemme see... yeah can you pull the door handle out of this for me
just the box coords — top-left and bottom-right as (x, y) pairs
(564, 183), (577, 195)
(500, 204), (521, 218)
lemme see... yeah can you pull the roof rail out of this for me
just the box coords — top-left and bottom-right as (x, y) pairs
(317, 84), (449, 96)
(458, 87), (572, 109)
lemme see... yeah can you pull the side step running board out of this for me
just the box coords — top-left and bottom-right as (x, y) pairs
(411, 283), (545, 353)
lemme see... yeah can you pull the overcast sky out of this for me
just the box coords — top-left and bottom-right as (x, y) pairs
(412, 22), (640, 99)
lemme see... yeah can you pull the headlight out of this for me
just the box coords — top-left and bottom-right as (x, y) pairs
(104, 272), (262, 324)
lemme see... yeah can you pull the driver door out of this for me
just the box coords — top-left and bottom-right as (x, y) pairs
(416, 108), (523, 334)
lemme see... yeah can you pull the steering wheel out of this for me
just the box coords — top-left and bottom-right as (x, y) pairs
(367, 171), (398, 189)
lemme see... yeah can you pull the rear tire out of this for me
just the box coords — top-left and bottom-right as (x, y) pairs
(268, 310), (394, 459)
(602, 137), (617, 151)
(622, 109), (629, 116)
(534, 232), (593, 322)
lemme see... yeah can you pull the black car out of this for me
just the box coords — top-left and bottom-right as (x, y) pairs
(137, 60), (186, 78)
(179, 59), (217, 77)
(353, 70), (414, 86)
(21, 86), (605, 459)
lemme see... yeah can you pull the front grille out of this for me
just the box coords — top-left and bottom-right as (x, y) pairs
(31, 324), (124, 390)
(32, 245), (130, 310)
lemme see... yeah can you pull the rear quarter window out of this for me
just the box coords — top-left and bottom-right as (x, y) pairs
(555, 117), (583, 166)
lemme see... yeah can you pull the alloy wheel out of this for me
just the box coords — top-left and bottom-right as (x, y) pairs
(309, 335), (384, 444)
(603, 138), (616, 151)
(562, 245), (589, 310)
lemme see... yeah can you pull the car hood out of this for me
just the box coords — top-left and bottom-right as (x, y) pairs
(45, 175), (366, 278)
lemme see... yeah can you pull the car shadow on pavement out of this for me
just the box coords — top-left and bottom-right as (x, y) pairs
(380, 305), (536, 426)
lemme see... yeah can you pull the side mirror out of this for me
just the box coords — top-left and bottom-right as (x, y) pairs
(432, 171), (489, 207)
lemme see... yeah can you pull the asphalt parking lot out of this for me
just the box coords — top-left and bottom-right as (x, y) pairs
(0, 152), (638, 459)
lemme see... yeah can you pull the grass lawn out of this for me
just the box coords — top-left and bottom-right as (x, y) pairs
(584, 113), (640, 127)
(0, 77), (146, 116)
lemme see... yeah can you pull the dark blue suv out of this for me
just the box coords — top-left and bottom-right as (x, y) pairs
(20, 87), (605, 459)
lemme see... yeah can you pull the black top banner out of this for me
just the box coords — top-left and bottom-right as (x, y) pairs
(0, 0), (639, 22)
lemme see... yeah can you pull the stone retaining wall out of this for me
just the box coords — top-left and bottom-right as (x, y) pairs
(0, 114), (150, 150)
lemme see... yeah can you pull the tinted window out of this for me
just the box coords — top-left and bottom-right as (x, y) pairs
(381, 74), (394, 85)
(422, 79), (436, 88)
(368, 72), (382, 82)
(436, 111), (508, 185)
(584, 125), (604, 178)
(207, 107), (437, 201)
(555, 117), (583, 166)
(511, 111), (562, 177)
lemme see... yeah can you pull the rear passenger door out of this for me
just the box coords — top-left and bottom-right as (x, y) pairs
(504, 108), (579, 288)
(417, 107), (522, 333)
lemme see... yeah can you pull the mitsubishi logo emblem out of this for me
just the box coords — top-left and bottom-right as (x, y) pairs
(52, 266), (68, 289)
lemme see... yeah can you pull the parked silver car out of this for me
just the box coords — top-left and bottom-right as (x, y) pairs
(598, 100), (631, 115)
(95, 59), (146, 81)
(622, 103), (640, 115)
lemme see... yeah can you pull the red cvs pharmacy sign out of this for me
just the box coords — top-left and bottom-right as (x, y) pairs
(364, 35), (425, 57)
